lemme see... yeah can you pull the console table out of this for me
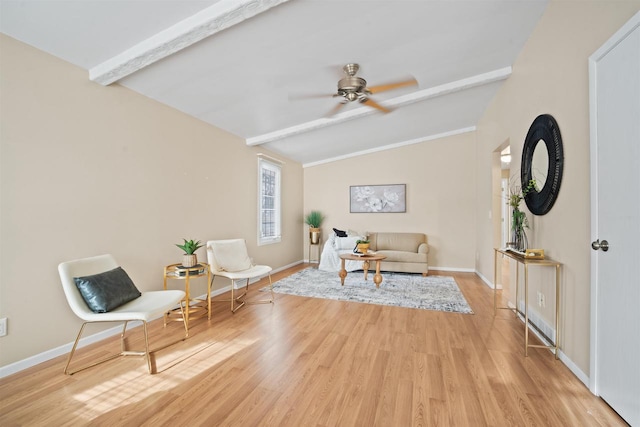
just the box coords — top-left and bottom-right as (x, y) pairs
(493, 248), (561, 358)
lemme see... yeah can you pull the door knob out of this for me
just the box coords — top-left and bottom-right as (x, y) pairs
(591, 239), (609, 251)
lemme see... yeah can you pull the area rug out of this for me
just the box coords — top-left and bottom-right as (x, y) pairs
(263, 268), (473, 314)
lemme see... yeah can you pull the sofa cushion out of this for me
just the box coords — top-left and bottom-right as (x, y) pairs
(371, 232), (426, 252)
(375, 250), (428, 264)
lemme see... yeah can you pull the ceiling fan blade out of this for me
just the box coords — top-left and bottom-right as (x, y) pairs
(361, 98), (391, 113)
(325, 102), (347, 117)
(368, 78), (418, 94)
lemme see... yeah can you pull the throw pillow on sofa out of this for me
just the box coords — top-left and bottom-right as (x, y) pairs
(334, 235), (365, 250)
(333, 227), (348, 237)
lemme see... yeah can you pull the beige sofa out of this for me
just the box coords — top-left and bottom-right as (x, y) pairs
(368, 232), (429, 275)
(318, 231), (429, 275)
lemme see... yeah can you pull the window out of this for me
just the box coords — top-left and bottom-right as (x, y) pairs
(258, 157), (281, 245)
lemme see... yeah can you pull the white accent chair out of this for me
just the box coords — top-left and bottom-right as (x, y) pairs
(206, 239), (273, 312)
(58, 254), (186, 375)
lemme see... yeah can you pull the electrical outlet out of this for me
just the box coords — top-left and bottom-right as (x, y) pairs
(537, 292), (543, 307)
(541, 293), (546, 308)
(0, 318), (7, 337)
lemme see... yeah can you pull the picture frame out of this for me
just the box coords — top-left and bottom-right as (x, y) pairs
(350, 184), (406, 213)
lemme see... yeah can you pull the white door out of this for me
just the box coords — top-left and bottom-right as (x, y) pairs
(589, 12), (640, 426)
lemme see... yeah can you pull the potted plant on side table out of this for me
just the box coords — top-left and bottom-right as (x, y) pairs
(354, 239), (370, 254)
(175, 239), (203, 267)
(304, 211), (324, 244)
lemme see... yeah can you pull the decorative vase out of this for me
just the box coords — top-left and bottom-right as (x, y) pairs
(509, 207), (528, 252)
(309, 228), (321, 245)
(510, 228), (528, 252)
(356, 243), (370, 254)
(182, 254), (197, 267)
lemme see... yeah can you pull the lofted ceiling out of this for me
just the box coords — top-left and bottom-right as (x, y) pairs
(0, 0), (548, 166)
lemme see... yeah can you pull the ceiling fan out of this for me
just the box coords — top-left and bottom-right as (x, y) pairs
(327, 63), (417, 116)
(293, 63), (418, 117)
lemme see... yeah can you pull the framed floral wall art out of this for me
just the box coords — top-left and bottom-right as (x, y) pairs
(350, 184), (406, 213)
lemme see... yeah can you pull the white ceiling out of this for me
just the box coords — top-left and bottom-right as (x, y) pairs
(0, 0), (548, 166)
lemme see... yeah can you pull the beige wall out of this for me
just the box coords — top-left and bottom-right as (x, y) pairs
(304, 131), (477, 270)
(3, 0), (639, 378)
(0, 35), (303, 366)
(474, 1), (640, 375)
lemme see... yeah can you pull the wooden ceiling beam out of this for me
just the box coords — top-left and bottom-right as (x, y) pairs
(90, 0), (291, 85)
(246, 67), (512, 146)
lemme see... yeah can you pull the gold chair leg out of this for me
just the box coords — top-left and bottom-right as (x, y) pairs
(212, 275), (272, 313)
(142, 321), (151, 374)
(267, 273), (274, 303)
(64, 322), (88, 375)
(246, 273), (274, 306)
(65, 321), (132, 375)
(64, 319), (186, 375)
(231, 279), (247, 313)
(120, 321), (129, 353)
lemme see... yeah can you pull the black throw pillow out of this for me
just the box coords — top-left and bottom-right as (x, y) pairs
(74, 266), (142, 313)
(333, 228), (348, 237)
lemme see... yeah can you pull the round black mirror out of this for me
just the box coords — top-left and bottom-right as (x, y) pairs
(521, 114), (564, 215)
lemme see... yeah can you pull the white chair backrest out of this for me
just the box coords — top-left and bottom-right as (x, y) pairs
(58, 254), (119, 320)
(206, 239), (252, 273)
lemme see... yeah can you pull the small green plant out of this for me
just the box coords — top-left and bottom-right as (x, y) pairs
(175, 239), (203, 255)
(304, 211), (324, 228)
(356, 239), (370, 244)
(509, 178), (537, 231)
(509, 179), (537, 210)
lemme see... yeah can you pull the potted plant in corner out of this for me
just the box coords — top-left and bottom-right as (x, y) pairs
(176, 239), (203, 267)
(304, 211), (324, 245)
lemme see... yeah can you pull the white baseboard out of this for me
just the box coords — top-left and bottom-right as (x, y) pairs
(474, 270), (590, 389)
(429, 266), (476, 273)
(511, 300), (556, 345)
(508, 299), (590, 388)
(559, 350), (589, 386)
(0, 260), (305, 379)
(0, 322), (136, 379)
(474, 269), (501, 289)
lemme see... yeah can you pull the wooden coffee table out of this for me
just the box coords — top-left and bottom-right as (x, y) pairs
(339, 253), (387, 288)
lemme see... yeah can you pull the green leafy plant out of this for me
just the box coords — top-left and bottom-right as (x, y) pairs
(304, 211), (324, 228)
(356, 239), (370, 244)
(509, 178), (537, 231)
(509, 179), (537, 209)
(175, 239), (203, 255)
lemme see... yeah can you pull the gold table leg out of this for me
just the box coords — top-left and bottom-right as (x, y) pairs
(524, 263), (529, 356)
(555, 264), (560, 359)
(493, 250), (498, 315)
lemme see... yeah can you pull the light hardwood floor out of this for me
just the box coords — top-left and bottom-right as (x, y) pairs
(0, 264), (626, 426)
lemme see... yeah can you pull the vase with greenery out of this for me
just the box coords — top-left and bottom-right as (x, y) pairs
(176, 239), (203, 267)
(354, 239), (370, 254)
(508, 179), (537, 251)
(304, 211), (324, 244)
